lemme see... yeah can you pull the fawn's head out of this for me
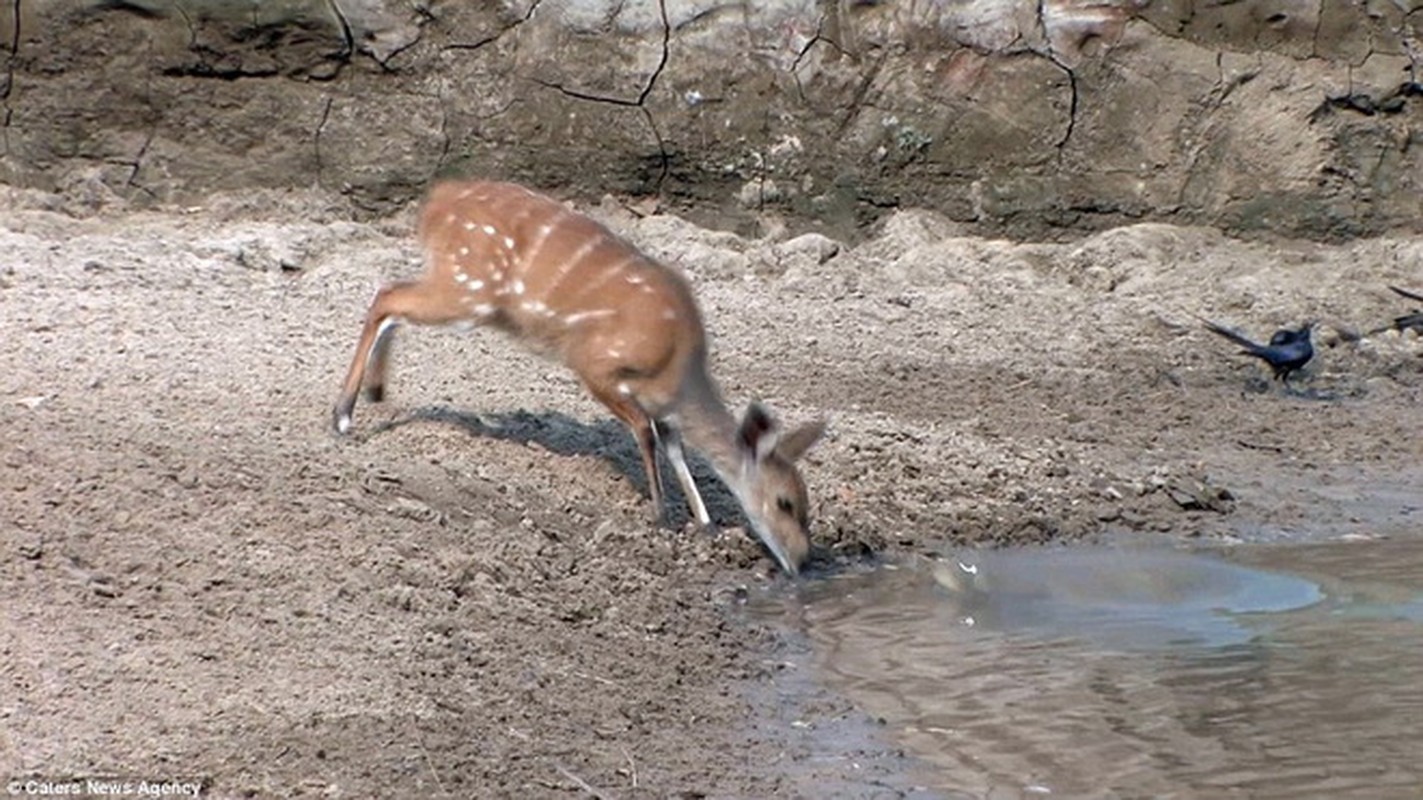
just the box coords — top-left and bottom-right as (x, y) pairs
(733, 403), (827, 577)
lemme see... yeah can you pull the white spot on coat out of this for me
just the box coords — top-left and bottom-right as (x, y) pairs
(454, 272), (468, 283)
(503, 236), (516, 250)
(463, 221), (476, 231)
(467, 279), (485, 291)
(458, 246), (470, 256)
(511, 279), (525, 295)
(564, 309), (617, 326)
(482, 225), (497, 236)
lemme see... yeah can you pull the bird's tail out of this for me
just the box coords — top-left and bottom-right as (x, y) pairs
(1369, 312), (1423, 336)
(1389, 285), (1423, 304)
(1198, 317), (1264, 353)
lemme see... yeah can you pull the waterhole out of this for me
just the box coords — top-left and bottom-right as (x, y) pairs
(768, 539), (1423, 798)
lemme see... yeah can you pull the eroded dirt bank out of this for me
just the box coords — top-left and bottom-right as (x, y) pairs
(1, 187), (1420, 797)
(8, 1), (1423, 240)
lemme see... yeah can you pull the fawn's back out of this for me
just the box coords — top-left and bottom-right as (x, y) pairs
(419, 181), (705, 410)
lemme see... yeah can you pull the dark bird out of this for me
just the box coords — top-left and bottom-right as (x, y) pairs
(1200, 318), (1315, 384)
(1368, 285), (1423, 335)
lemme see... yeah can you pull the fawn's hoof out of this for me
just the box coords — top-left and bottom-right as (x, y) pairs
(331, 408), (352, 436)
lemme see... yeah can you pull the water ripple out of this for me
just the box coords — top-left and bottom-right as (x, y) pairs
(783, 541), (1423, 798)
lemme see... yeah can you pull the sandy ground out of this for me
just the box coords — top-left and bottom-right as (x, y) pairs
(2, 185), (1421, 798)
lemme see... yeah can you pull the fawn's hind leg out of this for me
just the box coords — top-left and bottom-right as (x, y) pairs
(332, 280), (471, 435)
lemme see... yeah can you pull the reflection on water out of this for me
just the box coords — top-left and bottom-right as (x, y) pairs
(783, 540), (1423, 799)
(924, 547), (1324, 651)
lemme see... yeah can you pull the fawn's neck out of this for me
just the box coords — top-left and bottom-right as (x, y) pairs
(671, 360), (744, 482)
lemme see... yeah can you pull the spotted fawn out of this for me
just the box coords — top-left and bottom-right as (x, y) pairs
(332, 181), (825, 575)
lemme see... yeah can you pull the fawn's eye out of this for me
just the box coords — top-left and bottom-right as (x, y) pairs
(776, 496), (795, 515)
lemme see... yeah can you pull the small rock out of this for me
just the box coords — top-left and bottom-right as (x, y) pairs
(17, 537), (43, 560)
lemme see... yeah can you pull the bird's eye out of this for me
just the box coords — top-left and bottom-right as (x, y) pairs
(776, 496), (795, 515)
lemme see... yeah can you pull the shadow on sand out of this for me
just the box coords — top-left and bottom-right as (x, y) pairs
(369, 406), (745, 528)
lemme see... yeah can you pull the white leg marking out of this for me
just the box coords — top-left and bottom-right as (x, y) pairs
(665, 429), (710, 526)
(362, 315), (403, 381)
(336, 414), (352, 435)
(374, 315), (402, 342)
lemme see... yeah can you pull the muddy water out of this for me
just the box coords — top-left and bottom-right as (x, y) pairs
(777, 540), (1423, 799)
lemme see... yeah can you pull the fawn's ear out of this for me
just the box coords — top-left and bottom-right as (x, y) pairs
(737, 402), (780, 463)
(775, 419), (826, 463)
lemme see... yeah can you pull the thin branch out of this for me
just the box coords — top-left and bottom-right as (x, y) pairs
(553, 763), (617, 800)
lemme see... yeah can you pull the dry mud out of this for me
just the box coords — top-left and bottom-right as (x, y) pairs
(2, 186), (1420, 798)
